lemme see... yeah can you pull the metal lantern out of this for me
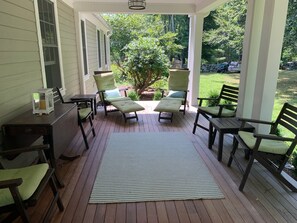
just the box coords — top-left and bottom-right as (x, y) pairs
(128, 0), (146, 10)
(32, 88), (54, 115)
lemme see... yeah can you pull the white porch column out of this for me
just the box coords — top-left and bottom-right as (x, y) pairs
(238, 0), (288, 132)
(188, 13), (205, 106)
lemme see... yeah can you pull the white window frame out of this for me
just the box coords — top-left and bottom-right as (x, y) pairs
(104, 33), (108, 66)
(34, 0), (65, 93)
(97, 29), (102, 70)
(80, 19), (89, 78)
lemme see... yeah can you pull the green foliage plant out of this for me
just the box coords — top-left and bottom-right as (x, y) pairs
(206, 90), (220, 106)
(153, 90), (163, 101)
(127, 90), (140, 101)
(122, 37), (170, 95)
(292, 151), (297, 175)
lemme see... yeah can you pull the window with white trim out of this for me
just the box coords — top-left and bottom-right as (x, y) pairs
(97, 30), (102, 68)
(37, 0), (62, 88)
(81, 20), (88, 75)
(104, 34), (107, 65)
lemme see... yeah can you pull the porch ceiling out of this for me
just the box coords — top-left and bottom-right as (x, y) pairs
(68, 0), (230, 14)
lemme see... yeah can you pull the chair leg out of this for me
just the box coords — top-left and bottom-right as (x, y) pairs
(43, 175), (64, 222)
(50, 176), (64, 211)
(103, 103), (108, 116)
(79, 119), (89, 150)
(9, 187), (30, 223)
(212, 129), (217, 145)
(89, 116), (96, 136)
(239, 156), (255, 191)
(192, 111), (200, 134)
(228, 137), (239, 167)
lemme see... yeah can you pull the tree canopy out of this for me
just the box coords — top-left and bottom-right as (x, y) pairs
(203, 0), (247, 63)
(103, 14), (184, 94)
(103, 0), (296, 82)
(122, 37), (170, 94)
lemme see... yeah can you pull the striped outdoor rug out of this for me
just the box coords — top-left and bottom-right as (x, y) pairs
(89, 132), (224, 203)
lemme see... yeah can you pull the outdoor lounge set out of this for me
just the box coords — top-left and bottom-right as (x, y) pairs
(1, 69), (297, 222)
(93, 69), (190, 122)
(191, 84), (297, 192)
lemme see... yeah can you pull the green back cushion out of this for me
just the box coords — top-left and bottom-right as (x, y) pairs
(168, 69), (190, 91)
(238, 131), (289, 154)
(79, 107), (92, 119)
(0, 163), (49, 207)
(93, 72), (116, 91)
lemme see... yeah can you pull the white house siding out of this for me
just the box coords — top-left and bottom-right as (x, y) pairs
(0, 0), (43, 127)
(57, 0), (80, 97)
(0, 0), (111, 129)
(85, 19), (98, 94)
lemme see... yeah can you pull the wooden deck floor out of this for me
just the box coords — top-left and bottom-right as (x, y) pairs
(26, 101), (297, 223)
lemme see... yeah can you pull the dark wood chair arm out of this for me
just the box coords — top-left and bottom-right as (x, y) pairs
(0, 178), (23, 189)
(237, 117), (274, 125)
(197, 97), (219, 106)
(0, 144), (50, 156)
(62, 101), (76, 104)
(197, 97), (219, 101)
(218, 104), (237, 108)
(253, 133), (295, 142)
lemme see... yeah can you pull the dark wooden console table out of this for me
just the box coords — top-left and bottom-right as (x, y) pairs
(2, 103), (78, 187)
(209, 117), (254, 161)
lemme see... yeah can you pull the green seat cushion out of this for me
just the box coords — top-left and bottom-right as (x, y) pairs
(238, 131), (289, 155)
(107, 97), (131, 103)
(112, 100), (145, 113)
(0, 163), (49, 207)
(79, 107), (92, 119)
(167, 90), (186, 99)
(199, 106), (235, 117)
(154, 98), (182, 113)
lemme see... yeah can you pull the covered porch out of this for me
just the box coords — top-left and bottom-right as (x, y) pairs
(1, 0), (296, 222)
(72, 0), (289, 130)
(29, 102), (297, 223)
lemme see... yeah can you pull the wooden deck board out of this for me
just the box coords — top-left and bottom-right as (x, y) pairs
(12, 101), (297, 223)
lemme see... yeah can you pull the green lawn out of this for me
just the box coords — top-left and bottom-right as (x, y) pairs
(199, 70), (297, 119)
(199, 70), (297, 138)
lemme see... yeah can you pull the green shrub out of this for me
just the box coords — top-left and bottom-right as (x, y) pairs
(292, 151), (297, 175)
(206, 90), (219, 106)
(122, 37), (170, 95)
(128, 90), (139, 101)
(151, 79), (167, 90)
(153, 90), (163, 100)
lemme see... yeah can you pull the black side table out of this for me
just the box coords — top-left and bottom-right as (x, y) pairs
(209, 117), (254, 161)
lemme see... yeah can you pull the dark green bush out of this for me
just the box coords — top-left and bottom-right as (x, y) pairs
(128, 90), (139, 101)
(206, 90), (219, 106)
(153, 90), (163, 101)
(292, 151), (297, 175)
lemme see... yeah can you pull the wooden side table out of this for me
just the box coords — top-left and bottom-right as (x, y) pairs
(209, 117), (254, 161)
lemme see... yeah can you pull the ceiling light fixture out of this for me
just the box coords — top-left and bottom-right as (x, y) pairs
(128, 0), (146, 10)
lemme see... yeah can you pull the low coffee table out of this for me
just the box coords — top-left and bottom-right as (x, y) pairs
(209, 117), (254, 161)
